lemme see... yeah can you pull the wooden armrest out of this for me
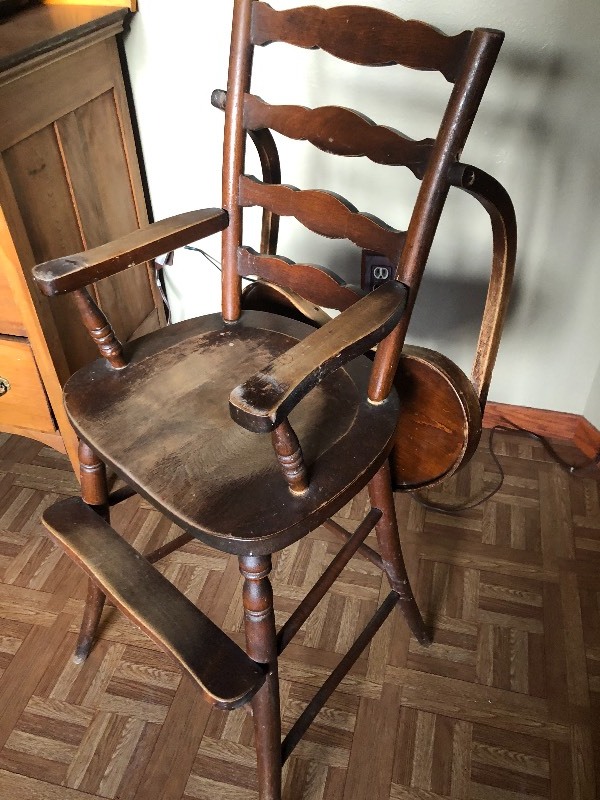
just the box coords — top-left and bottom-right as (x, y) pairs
(229, 280), (408, 433)
(33, 208), (229, 296)
(449, 163), (517, 407)
(43, 497), (266, 709)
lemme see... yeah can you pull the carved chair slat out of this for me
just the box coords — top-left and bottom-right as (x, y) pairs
(238, 247), (363, 311)
(239, 176), (405, 264)
(251, 3), (472, 82)
(243, 94), (434, 178)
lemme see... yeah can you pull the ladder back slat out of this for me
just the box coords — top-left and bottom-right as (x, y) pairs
(244, 95), (434, 178)
(251, 3), (472, 82)
(238, 247), (364, 311)
(239, 176), (405, 264)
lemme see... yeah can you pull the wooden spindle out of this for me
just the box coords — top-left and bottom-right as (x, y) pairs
(73, 288), (126, 368)
(271, 419), (308, 494)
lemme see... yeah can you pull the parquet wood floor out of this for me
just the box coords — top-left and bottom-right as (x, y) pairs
(0, 430), (598, 799)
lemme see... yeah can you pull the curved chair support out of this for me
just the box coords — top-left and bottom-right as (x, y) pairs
(449, 163), (517, 408)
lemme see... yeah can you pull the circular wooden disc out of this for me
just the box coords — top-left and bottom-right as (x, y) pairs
(390, 345), (482, 490)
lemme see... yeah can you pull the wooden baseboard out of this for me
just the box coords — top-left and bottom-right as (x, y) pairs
(483, 401), (600, 460)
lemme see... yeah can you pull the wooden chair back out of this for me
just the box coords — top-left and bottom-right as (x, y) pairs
(216, 1), (515, 488)
(221, 2), (503, 370)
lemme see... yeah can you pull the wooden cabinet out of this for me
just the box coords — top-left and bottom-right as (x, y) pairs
(0, 5), (164, 472)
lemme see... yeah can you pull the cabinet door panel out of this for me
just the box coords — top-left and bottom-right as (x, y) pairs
(56, 90), (155, 344)
(3, 123), (98, 372)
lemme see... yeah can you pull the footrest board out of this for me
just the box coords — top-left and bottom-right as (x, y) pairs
(43, 497), (266, 709)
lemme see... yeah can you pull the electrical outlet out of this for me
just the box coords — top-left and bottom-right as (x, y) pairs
(361, 250), (395, 292)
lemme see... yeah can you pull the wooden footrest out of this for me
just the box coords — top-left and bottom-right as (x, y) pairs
(43, 497), (266, 709)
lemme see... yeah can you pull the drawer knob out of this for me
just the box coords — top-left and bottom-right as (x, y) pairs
(0, 377), (10, 397)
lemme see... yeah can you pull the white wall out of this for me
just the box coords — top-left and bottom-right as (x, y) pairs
(124, 0), (600, 418)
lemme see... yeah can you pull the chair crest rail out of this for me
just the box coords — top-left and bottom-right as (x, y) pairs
(251, 3), (473, 82)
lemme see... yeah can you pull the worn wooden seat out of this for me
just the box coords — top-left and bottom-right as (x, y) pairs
(62, 302), (403, 554)
(31, 3), (514, 798)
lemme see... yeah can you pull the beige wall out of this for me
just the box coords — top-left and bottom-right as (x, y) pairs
(124, 0), (600, 420)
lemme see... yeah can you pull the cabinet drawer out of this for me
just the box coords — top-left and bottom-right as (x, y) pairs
(0, 268), (25, 336)
(0, 336), (55, 433)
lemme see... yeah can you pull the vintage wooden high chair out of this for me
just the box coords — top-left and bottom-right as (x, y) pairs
(32, 2), (515, 797)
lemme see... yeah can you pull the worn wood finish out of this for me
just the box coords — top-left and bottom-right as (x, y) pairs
(0, 431), (598, 799)
(243, 284), (486, 490)
(63, 310), (400, 555)
(243, 94), (434, 178)
(221, 0), (254, 322)
(230, 282), (407, 433)
(33, 209), (228, 297)
(239, 176), (405, 264)
(251, 4), (473, 82)
(78, 440), (109, 511)
(43, 496), (266, 709)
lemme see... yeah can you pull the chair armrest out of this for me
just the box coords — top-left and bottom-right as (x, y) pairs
(32, 208), (229, 296)
(229, 280), (408, 433)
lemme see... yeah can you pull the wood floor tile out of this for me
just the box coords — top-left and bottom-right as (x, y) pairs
(0, 434), (597, 798)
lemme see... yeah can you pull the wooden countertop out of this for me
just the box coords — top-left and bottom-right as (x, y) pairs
(0, 4), (128, 72)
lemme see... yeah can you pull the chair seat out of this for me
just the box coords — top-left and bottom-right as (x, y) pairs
(64, 310), (399, 555)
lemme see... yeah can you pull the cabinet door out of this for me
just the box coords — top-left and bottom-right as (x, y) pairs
(0, 36), (160, 375)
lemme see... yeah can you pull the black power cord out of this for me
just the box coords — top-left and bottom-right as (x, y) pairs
(412, 419), (600, 515)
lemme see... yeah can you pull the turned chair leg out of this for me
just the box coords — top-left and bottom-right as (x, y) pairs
(239, 555), (282, 800)
(368, 460), (432, 646)
(74, 441), (109, 664)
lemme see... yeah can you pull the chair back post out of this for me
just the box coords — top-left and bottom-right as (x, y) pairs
(368, 27), (504, 402)
(221, 0), (255, 322)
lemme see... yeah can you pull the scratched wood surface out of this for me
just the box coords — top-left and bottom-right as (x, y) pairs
(0, 430), (598, 799)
